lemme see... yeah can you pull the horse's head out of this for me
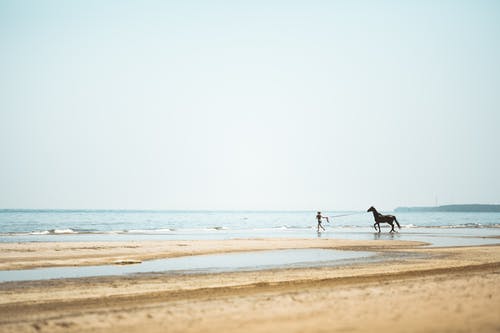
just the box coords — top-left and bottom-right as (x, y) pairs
(367, 206), (375, 212)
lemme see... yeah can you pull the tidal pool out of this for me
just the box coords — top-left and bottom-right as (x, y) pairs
(0, 248), (374, 283)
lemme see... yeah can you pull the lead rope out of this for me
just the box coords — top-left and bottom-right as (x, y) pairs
(329, 212), (368, 218)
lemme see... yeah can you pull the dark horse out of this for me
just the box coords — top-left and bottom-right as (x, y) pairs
(367, 206), (401, 233)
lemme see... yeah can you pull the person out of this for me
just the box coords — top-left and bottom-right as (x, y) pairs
(316, 211), (329, 232)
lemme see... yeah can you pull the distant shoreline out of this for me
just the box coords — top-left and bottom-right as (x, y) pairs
(395, 204), (500, 212)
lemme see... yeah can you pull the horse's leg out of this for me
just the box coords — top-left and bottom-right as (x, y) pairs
(373, 223), (378, 231)
(377, 223), (381, 233)
(391, 218), (398, 232)
(389, 222), (395, 233)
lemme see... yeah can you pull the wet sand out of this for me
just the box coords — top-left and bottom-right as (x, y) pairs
(0, 239), (499, 333)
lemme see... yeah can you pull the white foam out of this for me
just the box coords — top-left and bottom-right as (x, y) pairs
(30, 230), (50, 235)
(53, 229), (77, 234)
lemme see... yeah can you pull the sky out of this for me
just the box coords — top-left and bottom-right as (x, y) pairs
(1, 0), (499, 211)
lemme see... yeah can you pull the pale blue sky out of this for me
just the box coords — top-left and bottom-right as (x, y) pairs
(1, 0), (499, 210)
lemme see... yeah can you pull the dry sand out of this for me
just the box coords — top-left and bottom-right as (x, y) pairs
(0, 239), (499, 333)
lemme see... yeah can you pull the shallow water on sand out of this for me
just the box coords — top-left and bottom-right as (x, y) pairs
(316, 227), (500, 247)
(0, 249), (375, 283)
(2, 227), (498, 249)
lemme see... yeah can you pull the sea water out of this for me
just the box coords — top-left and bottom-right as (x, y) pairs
(1, 210), (498, 282)
(0, 210), (499, 246)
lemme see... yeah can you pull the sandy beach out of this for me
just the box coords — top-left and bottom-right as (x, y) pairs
(0, 238), (499, 333)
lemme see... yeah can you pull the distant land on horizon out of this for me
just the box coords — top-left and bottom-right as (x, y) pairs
(395, 204), (500, 212)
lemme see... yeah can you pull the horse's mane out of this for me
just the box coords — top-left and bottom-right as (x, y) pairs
(370, 207), (382, 216)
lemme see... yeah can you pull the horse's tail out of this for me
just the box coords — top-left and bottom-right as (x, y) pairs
(394, 217), (401, 229)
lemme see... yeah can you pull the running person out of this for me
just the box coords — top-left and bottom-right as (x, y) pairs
(316, 211), (329, 232)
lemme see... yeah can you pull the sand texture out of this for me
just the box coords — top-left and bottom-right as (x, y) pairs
(0, 239), (499, 333)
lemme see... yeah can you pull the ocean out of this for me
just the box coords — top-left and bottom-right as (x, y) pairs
(1, 209), (499, 245)
(1, 209), (500, 282)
